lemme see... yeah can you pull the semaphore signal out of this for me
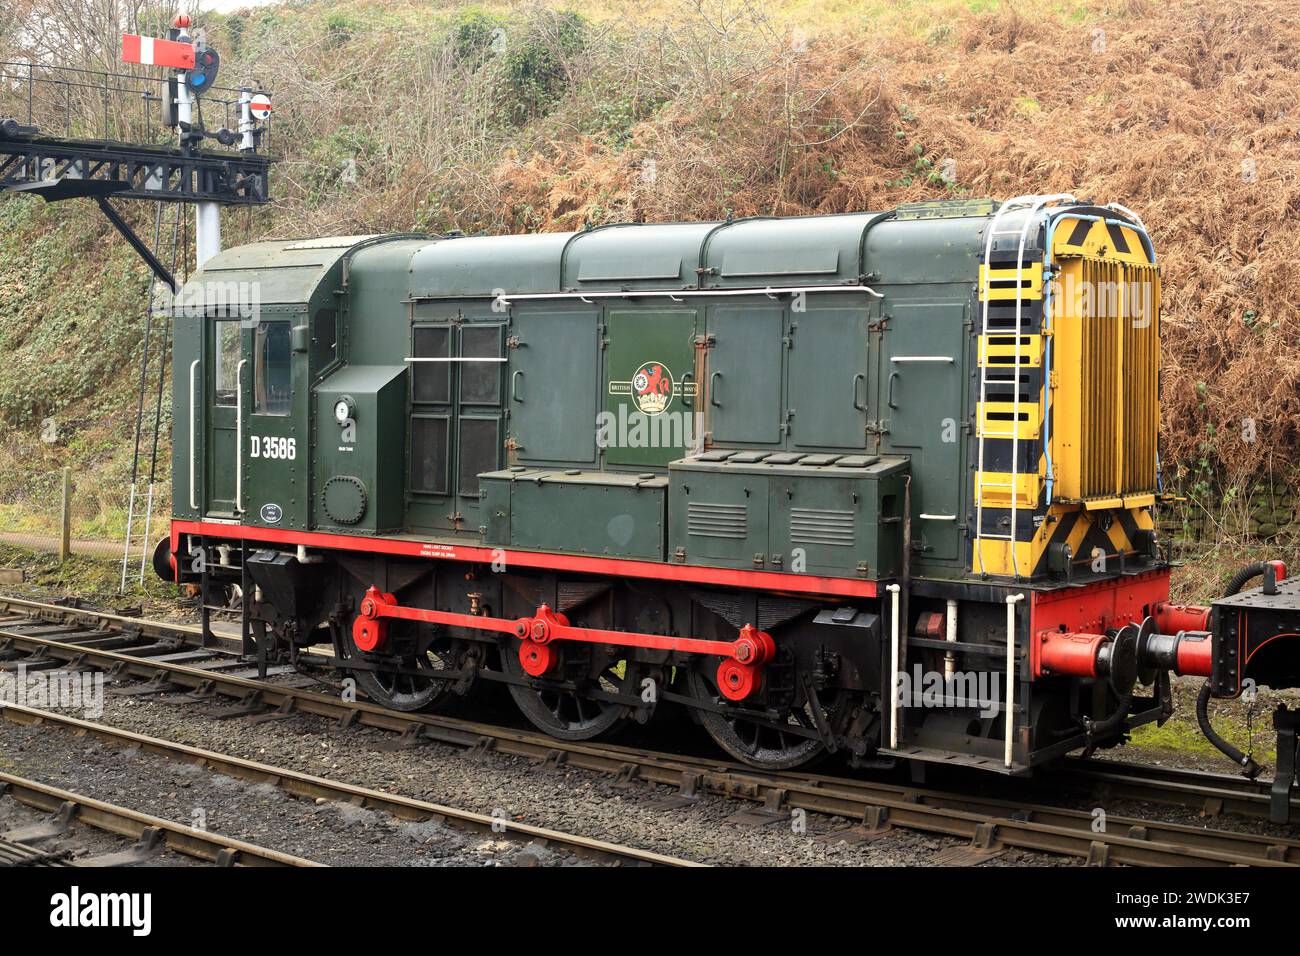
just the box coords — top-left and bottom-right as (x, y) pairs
(121, 33), (196, 70)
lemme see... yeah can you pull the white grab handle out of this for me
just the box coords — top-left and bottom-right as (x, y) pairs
(1005, 593), (1025, 767)
(188, 359), (200, 511)
(887, 583), (902, 749)
(235, 358), (248, 513)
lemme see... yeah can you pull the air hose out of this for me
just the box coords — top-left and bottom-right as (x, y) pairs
(1085, 690), (1133, 740)
(1197, 683), (1260, 778)
(1223, 561), (1269, 599)
(1196, 562), (1268, 778)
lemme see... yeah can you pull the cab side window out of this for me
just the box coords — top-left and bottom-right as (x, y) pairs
(312, 309), (338, 372)
(254, 321), (292, 415)
(214, 320), (241, 406)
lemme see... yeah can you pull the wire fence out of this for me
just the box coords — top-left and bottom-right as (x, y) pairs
(0, 60), (274, 152)
(0, 468), (170, 564)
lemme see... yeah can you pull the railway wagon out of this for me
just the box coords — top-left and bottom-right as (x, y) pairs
(159, 194), (1300, 803)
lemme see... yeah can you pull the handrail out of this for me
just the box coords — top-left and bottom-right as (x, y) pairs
(974, 193), (1076, 578)
(887, 583), (902, 749)
(188, 359), (200, 511)
(497, 285), (882, 304)
(235, 358), (248, 514)
(1005, 593), (1025, 767)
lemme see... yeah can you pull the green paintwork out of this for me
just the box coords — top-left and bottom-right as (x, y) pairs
(879, 298), (968, 563)
(601, 309), (698, 468)
(404, 300), (507, 535)
(315, 364), (407, 532)
(178, 206), (1008, 581)
(702, 213), (883, 287)
(410, 233), (572, 297)
(480, 468), (667, 559)
(509, 309), (600, 466)
(668, 453), (908, 578)
(705, 303), (785, 445)
(789, 305), (872, 449)
(173, 237), (363, 531)
(566, 222), (713, 290)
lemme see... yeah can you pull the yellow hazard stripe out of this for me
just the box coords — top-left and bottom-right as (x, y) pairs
(979, 263), (1043, 301)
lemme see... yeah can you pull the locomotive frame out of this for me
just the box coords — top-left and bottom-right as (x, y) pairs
(158, 195), (1299, 799)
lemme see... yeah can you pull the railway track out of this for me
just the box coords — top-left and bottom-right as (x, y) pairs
(0, 769), (317, 867)
(1, 593), (1297, 867)
(0, 702), (698, 867)
(1053, 756), (1295, 822)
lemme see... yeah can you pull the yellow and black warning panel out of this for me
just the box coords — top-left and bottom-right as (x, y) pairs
(971, 207), (1160, 579)
(1049, 215), (1160, 509)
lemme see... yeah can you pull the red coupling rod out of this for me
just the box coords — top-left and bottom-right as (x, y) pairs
(352, 587), (775, 700)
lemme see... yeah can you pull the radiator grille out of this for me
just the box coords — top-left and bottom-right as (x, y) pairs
(687, 502), (747, 539)
(1123, 263), (1160, 493)
(790, 507), (855, 547)
(1078, 258), (1159, 499)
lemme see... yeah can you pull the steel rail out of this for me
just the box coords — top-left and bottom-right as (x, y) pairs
(0, 769), (318, 867)
(1053, 756), (1296, 822)
(0, 703), (697, 868)
(4, 595), (1294, 816)
(0, 595), (212, 643)
(1, 597), (1297, 866)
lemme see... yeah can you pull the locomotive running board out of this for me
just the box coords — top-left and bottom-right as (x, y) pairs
(169, 519), (880, 600)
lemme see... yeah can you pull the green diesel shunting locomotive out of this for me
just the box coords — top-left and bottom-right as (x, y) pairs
(159, 195), (1296, 792)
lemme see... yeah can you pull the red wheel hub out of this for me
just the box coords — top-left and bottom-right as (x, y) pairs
(519, 639), (558, 676)
(716, 659), (760, 700)
(353, 616), (387, 652)
(352, 590), (396, 652)
(715, 624), (776, 701)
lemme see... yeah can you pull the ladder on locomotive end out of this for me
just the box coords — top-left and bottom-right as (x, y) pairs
(973, 193), (1076, 580)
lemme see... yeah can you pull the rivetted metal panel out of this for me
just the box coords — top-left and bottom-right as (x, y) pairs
(702, 213), (882, 288)
(192, 237), (367, 305)
(408, 233), (573, 298)
(508, 309), (600, 465)
(863, 215), (988, 285)
(479, 469), (668, 559)
(668, 454), (909, 577)
(563, 221), (716, 290)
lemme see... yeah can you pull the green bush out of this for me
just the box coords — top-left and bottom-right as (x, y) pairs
(325, 10), (358, 43)
(451, 7), (506, 65)
(496, 10), (588, 124)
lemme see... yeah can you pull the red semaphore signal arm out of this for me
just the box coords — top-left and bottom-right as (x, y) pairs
(121, 34), (195, 70)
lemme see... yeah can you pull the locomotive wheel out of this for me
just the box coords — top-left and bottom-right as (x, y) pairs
(501, 639), (647, 741)
(685, 661), (827, 770)
(343, 618), (463, 713)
